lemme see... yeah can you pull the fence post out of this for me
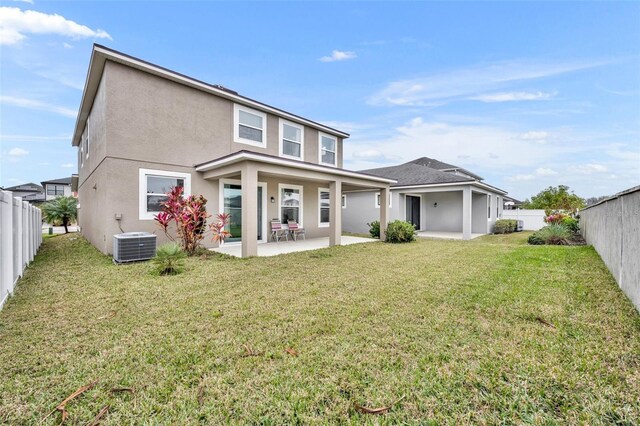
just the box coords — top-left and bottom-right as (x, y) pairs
(1, 190), (14, 309)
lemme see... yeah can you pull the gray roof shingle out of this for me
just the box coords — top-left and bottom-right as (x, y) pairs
(360, 163), (474, 187)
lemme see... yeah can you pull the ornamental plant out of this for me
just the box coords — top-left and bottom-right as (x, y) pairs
(154, 186), (209, 255)
(151, 243), (187, 276)
(210, 213), (232, 244)
(544, 212), (567, 225)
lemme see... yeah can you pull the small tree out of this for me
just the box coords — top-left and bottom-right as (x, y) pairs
(154, 186), (209, 255)
(522, 185), (585, 213)
(41, 196), (77, 233)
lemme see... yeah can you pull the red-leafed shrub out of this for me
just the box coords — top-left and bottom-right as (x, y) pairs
(154, 186), (209, 255)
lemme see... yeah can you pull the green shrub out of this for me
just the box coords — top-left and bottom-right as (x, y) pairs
(151, 243), (187, 275)
(561, 216), (580, 234)
(494, 219), (517, 234)
(528, 224), (570, 246)
(367, 220), (380, 239)
(385, 220), (416, 243)
(528, 233), (545, 245)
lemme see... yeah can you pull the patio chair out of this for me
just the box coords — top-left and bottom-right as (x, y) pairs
(270, 219), (288, 242)
(287, 221), (306, 241)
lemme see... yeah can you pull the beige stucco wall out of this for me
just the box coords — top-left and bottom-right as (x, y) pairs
(103, 61), (343, 168)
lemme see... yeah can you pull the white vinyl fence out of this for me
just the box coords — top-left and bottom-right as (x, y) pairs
(0, 189), (42, 311)
(501, 209), (546, 230)
(580, 186), (640, 312)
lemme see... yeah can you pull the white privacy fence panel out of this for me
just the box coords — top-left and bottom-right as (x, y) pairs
(580, 186), (640, 312)
(0, 190), (42, 311)
(500, 209), (546, 231)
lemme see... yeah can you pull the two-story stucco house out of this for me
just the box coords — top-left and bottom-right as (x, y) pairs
(71, 45), (394, 257)
(41, 177), (74, 201)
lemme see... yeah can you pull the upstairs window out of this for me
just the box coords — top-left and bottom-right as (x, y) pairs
(47, 185), (65, 196)
(139, 168), (191, 220)
(234, 104), (267, 147)
(86, 119), (90, 159)
(280, 119), (304, 160)
(319, 133), (337, 167)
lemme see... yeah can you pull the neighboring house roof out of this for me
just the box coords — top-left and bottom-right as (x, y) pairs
(407, 157), (484, 180)
(72, 44), (349, 147)
(3, 183), (44, 193)
(41, 177), (73, 186)
(361, 163), (473, 187)
(504, 196), (522, 204)
(360, 157), (507, 194)
(1, 182), (45, 202)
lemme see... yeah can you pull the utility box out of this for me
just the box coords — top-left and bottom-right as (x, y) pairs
(112, 232), (156, 263)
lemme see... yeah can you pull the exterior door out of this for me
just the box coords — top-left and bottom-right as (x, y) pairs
(222, 182), (264, 243)
(406, 195), (421, 229)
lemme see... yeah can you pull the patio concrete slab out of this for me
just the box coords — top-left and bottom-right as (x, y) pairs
(212, 235), (377, 257)
(416, 231), (484, 240)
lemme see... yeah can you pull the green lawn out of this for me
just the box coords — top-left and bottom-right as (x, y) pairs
(1, 233), (639, 424)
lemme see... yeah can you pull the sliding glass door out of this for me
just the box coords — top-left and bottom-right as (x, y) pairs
(222, 182), (264, 243)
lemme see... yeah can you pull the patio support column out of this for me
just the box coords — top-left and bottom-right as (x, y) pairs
(241, 162), (258, 258)
(379, 186), (390, 241)
(329, 180), (342, 246)
(462, 187), (472, 240)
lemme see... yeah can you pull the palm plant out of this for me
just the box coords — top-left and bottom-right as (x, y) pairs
(151, 243), (187, 275)
(41, 196), (77, 234)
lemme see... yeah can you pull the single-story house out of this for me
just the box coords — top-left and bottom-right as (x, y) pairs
(342, 157), (508, 239)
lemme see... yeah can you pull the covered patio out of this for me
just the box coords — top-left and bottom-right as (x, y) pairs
(195, 151), (395, 257)
(212, 235), (375, 257)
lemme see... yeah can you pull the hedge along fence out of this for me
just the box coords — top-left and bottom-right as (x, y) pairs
(0, 190), (42, 311)
(580, 186), (640, 312)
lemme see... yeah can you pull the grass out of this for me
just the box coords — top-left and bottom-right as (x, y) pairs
(1, 232), (639, 424)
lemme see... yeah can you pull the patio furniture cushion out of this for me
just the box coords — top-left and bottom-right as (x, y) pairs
(287, 221), (306, 241)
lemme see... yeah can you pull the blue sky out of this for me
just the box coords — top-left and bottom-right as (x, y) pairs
(1, 1), (638, 200)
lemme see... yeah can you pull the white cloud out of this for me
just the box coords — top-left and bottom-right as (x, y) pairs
(520, 131), (549, 140)
(0, 95), (76, 117)
(8, 147), (28, 156)
(60, 163), (74, 168)
(535, 167), (558, 176)
(0, 7), (112, 46)
(506, 174), (536, 182)
(352, 149), (394, 163)
(471, 91), (556, 103)
(10, 0), (34, 4)
(368, 59), (605, 106)
(569, 163), (608, 174)
(319, 50), (357, 62)
(62, 42), (72, 49)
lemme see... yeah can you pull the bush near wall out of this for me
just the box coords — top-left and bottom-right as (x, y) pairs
(493, 219), (517, 234)
(385, 220), (416, 243)
(367, 220), (380, 239)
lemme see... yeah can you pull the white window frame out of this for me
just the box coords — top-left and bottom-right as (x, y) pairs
(234, 104), (267, 148)
(342, 194), (347, 209)
(47, 184), (65, 196)
(85, 119), (90, 159)
(375, 192), (392, 208)
(278, 183), (304, 228)
(139, 168), (191, 220)
(279, 118), (304, 161)
(318, 188), (330, 227)
(318, 132), (337, 167)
